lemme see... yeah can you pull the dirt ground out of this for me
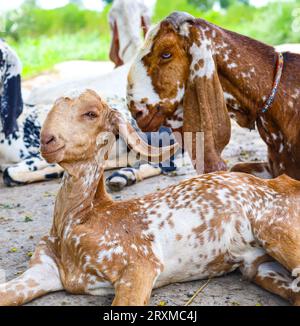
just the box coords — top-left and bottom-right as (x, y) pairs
(0, 61), (289, 306)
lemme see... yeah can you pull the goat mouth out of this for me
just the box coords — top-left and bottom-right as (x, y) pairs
(41, 146), (65, 157)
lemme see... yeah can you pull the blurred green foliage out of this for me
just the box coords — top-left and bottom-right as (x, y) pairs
(187, 0), (249, 10)
(1, 0), (299, 78)
(4, 3), (110, 40)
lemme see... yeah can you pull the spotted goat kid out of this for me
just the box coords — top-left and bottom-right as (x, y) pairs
(1, 89), (300, 306)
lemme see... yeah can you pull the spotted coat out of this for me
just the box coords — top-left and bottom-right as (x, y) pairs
(1, 163), (300, 305)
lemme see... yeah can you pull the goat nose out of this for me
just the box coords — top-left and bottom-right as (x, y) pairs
(41, 134), (56, 146)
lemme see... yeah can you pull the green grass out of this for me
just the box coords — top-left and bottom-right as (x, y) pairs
(4, 2), (112, 78)
(10, 32), (110, 77)
(3, 0), (300, 79)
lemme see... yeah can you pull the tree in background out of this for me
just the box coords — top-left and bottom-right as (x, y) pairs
(3, 0), (299, 78)
(220, 0), (249, 8)
(69, 0), (83, 5)
(188, 0), (249, 10)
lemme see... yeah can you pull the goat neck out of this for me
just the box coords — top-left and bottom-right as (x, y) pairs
(193, 20), (300, 177)
(53, 155), (112, 239)
(193, 20), (277, 129)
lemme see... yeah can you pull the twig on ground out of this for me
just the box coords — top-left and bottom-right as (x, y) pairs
(184, 279), (211, 306)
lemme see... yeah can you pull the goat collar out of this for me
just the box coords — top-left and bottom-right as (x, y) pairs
(261, 52), (284, 113)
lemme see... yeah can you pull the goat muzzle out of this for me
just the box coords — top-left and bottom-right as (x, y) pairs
(40, 132), (65, 163)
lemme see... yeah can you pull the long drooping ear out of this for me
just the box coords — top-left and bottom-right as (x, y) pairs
(162, 13), (230, 174)
(109, 110), (179, 164)
(0, 44), (23, 138)
(0, 75), (23, 138)
(183, 66), (231, 174)
(109, 21), (124, 68)
(141, 15), (150, 38)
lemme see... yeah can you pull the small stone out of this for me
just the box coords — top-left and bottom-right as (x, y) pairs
(186, 291), (194, 298)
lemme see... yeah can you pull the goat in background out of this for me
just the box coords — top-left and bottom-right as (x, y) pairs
(109, 0), (156, 67)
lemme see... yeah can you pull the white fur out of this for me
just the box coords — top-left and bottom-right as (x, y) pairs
(0, 41), (22, 80)
(189, 35), (215, 79)
(109, 0), (154, 63)
(128, 57), (161, 108)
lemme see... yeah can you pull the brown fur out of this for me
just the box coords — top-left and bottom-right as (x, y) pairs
(109, 21), (124, 67)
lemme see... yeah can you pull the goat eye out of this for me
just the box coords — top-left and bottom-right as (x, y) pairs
(84, 111), (98, 119)
(161, 52), (172, 60)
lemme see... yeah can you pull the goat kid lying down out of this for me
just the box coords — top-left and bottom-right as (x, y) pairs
(1, 89), (300, 306)
(0, 92), (176, 190)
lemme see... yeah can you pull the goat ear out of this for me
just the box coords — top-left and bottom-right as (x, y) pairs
(141, 15), (150, 38)
(0, 74), (23, 137)
(109, 21), (124, 68)
(183, 68), (231, 174)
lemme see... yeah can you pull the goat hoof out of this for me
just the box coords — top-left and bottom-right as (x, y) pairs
(3, 168), (25, 187)
(106, 176), (127, 192)
(106, 170), (136, 192)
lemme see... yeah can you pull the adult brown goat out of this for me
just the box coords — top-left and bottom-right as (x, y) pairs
(127, 11), (300, 179)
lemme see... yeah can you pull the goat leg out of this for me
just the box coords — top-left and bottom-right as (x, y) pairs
(0, 240), (62, 306)
(112, 262), (158, 306)
(106, 164), (162, 191)
(4, 158), (63, 186)
(230, 162), (272, 179)
(251, 261), (300, 305)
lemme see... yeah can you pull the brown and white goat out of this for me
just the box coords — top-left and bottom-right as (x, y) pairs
(1, 89), (300, 306)
(109, 0), (153, 67)
(127, 11), (300, 180)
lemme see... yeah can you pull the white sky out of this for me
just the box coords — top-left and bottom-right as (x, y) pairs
(0, 0), (288, 13)
(0, 0), (106, 12)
